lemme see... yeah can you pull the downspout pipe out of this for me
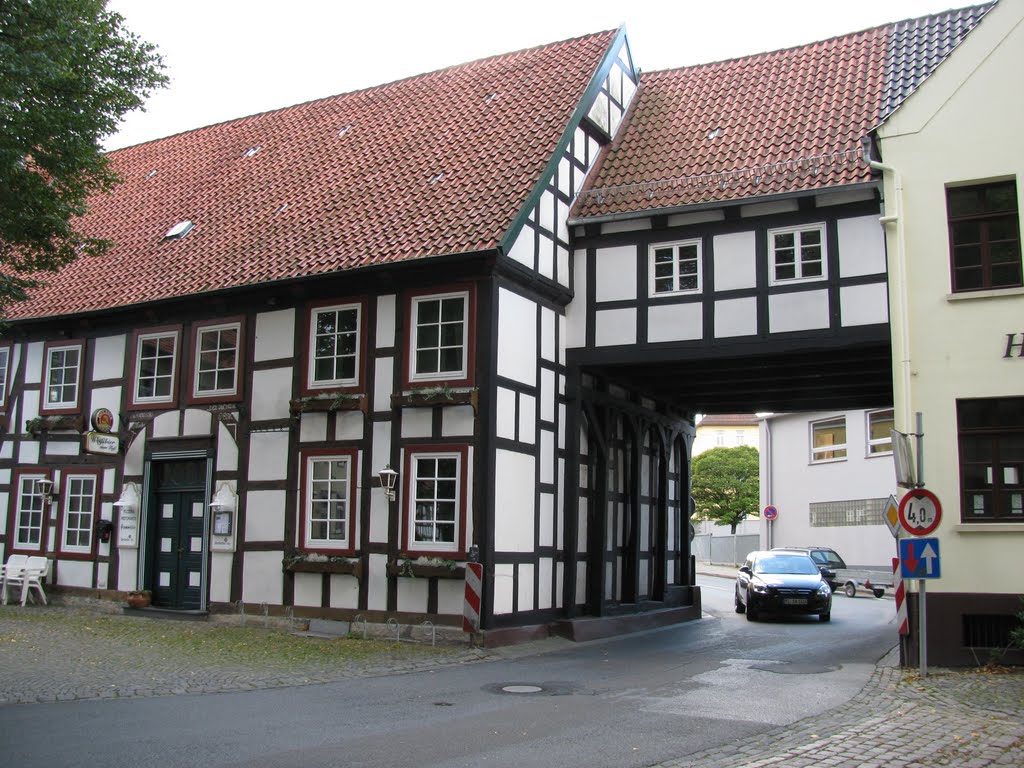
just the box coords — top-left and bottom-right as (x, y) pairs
(862, 136), (912, 433)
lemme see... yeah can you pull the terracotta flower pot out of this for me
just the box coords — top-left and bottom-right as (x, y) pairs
(126, 592), (151, 608)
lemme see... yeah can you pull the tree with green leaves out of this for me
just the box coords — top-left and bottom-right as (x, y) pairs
(691, 445), (760, 533)
(0, 0), (166, 312)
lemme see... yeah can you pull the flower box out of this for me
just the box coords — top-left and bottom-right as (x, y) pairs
(289, 394), (367, 416)
(386, 561), (465, 579)
(283, 558), (362, 577)
(391, 388), (478, 412)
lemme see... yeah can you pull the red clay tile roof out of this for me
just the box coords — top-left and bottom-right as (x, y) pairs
(9, 30), (618, 320)
(573, 28), (888, 220)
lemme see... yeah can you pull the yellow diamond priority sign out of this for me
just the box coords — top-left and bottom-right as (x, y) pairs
(883, 495), (900, 538)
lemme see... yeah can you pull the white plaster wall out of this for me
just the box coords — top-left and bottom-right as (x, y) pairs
(539, 429), (554, 485)
(840, 283), (889, 326)
(540, 307), (556, 362)
(518, 563), (535, 612)
(397, 576), (429, 613)
(648, 303), (702, 343)
(594, 245), (637, 302)
(209, 552), (232, 603)
(441, 406), (474, 437)
(92, 335), (125, 379)
(245, 490), (286, 541)
(400, 408), (432, 438)
(367, 554), (388, 610)
(23, 342), (43, 383)
(539, 492), (554, 548)
(254, 308), (295, 362)
(437, 579), (463, 615)
(713, 231), (757, 291)
(329, 574), (360, 609)
(241, 551), (283, 605)
(506, 225), (534, 270)
(376, 294), (396, 348)
(518, 393), (536, 445)
(89, 386), (121, 425)
(373, 357), (393, 413)
(838, 215), (887, 277)
(741, 200), (799, 218)
(216, 421), (239, 473)
(251, 368), (292, 420)
(768, 290), (829, 333)
(17, 440), (40, 465)
(183, 409), (213, 436)
(761, 411), (897, 567)
(538, 233), (554, 280)
(299, 412), (328, 443)
(715, 297), (758, 338)
(496, 387), (516, 440)
(152, 411), (181, 439)
(45, 441), (80, 457)
(566, 250), (588, 348)
(493, 449), (536, 552)
(293, 573), (322, 607)
(335, 411), (363, 442)
(248, 432), (289, 481)
(57, 560), (92, 588)
(497, 289), (537, 386)
(538, 558), (553, 610)
(368, 424), (391, 543)
(493, 562), (515, 615)
(595, 308), (636, 346)
(667, 210), (724, 228)
(539, 189), (556, 237)
(540, 369), (555, 423)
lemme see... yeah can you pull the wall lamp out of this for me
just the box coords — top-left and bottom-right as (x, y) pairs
(208, 483), (237, 513)
(378, 465), (399, 502)
(112, 482), (140, 515)
(34, 477), (55, 506)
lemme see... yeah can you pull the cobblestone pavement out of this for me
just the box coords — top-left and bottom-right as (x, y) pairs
(2, 599), (1022, 767)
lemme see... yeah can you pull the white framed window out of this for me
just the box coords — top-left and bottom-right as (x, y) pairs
(303, 452), (355, 550)
(649, 239), (702, 295)
(715, 430), (725, 446)
(0, 345), (10, 408)
(410, 292), (468, 382)
(43, 342), (82, 412)
(12, 473), (47, 551)
(133, 330), (178, 405)
(769, 224), (827, 284)
(61, 473), (97, 554)
(194, 322), (240, 397)
(811, 417), (847, 462)
(405, 449), (464, 554)
(866, 409), (894, 456)
(308, 304), (361, 388)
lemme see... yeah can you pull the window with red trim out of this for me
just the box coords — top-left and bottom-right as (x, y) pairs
(403, 445), (468, 557)
(58, 470), (100, 557)
(405, 288), (475, 388)
(8, 470), (50, 554)
(189, 319), (243, 403)
(303, 299), (366, 394)
(299, 449), (358, 553)
(41, 341), (84, 414)
(128, 326), (181, 409)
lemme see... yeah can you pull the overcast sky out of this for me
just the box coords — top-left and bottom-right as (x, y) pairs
(105, 0), (973, 150)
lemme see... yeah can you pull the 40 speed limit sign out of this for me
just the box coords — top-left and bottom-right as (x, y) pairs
(898, 488), (942, 536)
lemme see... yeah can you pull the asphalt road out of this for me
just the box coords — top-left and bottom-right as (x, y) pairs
(0, 574), (899, 768)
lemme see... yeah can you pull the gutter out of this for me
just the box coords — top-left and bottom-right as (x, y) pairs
(861, 136), (912, 433)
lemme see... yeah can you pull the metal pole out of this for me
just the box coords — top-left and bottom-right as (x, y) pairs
(919, 578), (928, 678)
(915, 412), (924, 487)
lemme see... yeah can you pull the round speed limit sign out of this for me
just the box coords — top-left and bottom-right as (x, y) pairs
(898, 488), (942, 536)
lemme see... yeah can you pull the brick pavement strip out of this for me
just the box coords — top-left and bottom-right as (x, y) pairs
(2, 603), (1022, 767)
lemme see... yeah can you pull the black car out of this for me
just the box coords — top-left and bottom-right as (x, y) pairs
(735, 551), (833, 622)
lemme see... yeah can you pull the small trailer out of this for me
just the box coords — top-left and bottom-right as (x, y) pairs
(833, 567), (893, 598)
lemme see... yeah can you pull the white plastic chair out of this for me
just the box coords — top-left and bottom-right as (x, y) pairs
(19, 557), (49, 606)
(1, 554), (29, 605)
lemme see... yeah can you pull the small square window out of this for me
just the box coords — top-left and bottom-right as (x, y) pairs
(769, 224), (827, 285)
(811, 417), (846, 462)
(649, 239), (702, 295)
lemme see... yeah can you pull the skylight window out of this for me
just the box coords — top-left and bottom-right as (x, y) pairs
(164, 221), (194, 240)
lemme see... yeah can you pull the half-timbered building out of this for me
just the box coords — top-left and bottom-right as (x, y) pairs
(0, 6), (997, 647)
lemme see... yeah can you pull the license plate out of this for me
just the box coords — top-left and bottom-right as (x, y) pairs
(783, 598), (808, 605)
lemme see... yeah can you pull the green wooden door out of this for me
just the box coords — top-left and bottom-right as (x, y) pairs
(151, 461), (206, 610)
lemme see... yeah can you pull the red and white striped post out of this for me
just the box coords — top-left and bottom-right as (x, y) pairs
(463, 562), (483, 633)
(892, 557), (909, 636)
